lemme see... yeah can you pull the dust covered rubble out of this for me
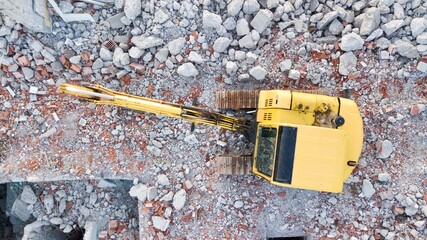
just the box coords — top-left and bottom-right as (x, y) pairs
(0, 0), (426, 239)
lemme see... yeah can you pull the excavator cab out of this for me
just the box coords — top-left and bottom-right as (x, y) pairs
(251, 91), (363, 193)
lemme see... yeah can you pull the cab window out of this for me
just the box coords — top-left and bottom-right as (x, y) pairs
(255, 127), (277, 177)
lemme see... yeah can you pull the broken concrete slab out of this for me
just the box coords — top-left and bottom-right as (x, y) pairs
(0, 0), (52, 33)
(11, 199), (30, 221)
(48, 0), (95, 23)
(107, 13), (126, 29)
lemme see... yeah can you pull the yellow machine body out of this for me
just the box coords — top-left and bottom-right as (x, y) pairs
(59, 84), (363, 193)
(252, 90), (363, 193)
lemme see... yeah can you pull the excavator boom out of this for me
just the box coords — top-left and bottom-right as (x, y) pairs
(59, 84), (251, 132)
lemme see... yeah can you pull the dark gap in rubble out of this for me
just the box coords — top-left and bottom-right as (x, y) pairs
(0, 183), (14, 239)
(66, 226), (85, 240)
(2, 179), (139, 239)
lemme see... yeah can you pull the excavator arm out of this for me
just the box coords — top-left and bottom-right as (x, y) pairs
(59, 83), (251, 132)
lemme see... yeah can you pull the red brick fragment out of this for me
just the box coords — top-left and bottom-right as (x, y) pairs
(109, 220), (118, 231)
(181, 213), (192, 223)
(59, 55), (68, 65)
(130, 63), (145, 73)
(17, 55), (30, 66)
(393, 206), (405, 215)
(81, 51), (91, 62)
(98, 231), (107, 240)
(70, 64), (81, 73)
(191, 31), (198, 42)
(410, 105), (420, 115)
(81, 67), (92, 76)
(277, 192), (286, 198)
(176, 55), (184, 63)
(0, 111), (10, 120)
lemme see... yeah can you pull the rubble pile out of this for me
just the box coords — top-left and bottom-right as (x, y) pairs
(0, 0), (426, 238)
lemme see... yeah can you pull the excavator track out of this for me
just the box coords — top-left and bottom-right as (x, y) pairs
(215, 90), (259, 110)
(217, 156), (252, 175)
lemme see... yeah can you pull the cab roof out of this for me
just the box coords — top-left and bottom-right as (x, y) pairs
(273, 124), (348, 193)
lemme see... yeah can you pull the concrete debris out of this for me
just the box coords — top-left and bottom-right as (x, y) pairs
(99, 48), (113, 61)
(417, 32), (427, 44)
(124, 0), (141, 20)
(236, 19), (250, 36)
(22, 67), (34, 80)
(227, 0), (244, 16)
(362, 179), (375, 198)
(249, 66), (267, 80)
(92, 58), (104, 70)
(153, 9), (169, 24)
(226, 61), (238, 75)
(188, 51), (204, 64)
(213, 37), (232, 53)
(160, 192), (174, 202)
(410, 18), (427, 38)
(167, 37), (186, 55)
(157, 174), (170, 186)
(131, 36), (164, 50)
(152, 216), (170, 231)
(48, 0), (95, 23)
(288, 69), (301, 81)
(40, 127), (57, 139)
(250, 9), (273, 34)
(172, 189), (186, 211)
(202, 10), (222, 29)
(147, 187), (157, 201)
(340, 32), (364, 52)
(381, 20), (405, 36)
(155, 48), (169, 63)
(360, 8), (380, 36)
(234, 200), (244, 208)
(22, 221), (53, 240)
(395, 40), (420, 59)
(378, 172), (391, 182)
(279, 59), (292, 72)
(43, 194), (54, 214)
(129, 184), (148, 202)
(20, 186), (38, 205)
(127, 46), (143, 59)
(339, 52), (357, 75)
(417, 61), (427, 73)
(177, 63), (198, 77)
(107, 13), (126, 29)
(97, 179), (117, 188)
(377, 140), (393, 159)
(317, 11), (338, 30)
(84, 221), (99, 240)
(12, 199), (30, 221)
(49, 217), (63, 225)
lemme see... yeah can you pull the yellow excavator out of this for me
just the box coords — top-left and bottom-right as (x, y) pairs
(59, 83), (363, 193)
